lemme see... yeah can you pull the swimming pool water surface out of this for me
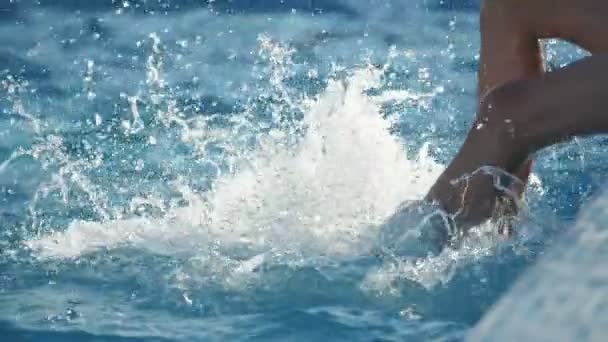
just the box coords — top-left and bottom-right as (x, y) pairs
(1, 1), (607, 341)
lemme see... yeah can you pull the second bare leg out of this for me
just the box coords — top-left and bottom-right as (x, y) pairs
(427, 0), (608, 229)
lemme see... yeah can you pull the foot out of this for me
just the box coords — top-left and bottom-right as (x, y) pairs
(427, 108), (529, 229)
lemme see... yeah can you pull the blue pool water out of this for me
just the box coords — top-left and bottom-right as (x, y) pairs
(1, 1), (607, 341)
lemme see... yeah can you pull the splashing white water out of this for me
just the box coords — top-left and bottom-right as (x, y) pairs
(17, 34), (515, 291)
(361, 222), (503, 292)
(25, 64), (443, 259)
(1, 75), (42, 134)
(207, 68), (444, 256)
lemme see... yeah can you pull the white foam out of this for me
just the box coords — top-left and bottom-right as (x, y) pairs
(207, 69), (443, 256)
(25, 65), (443, 262)
(20, 33), (509, 291)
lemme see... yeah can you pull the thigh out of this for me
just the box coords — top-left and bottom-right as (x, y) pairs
(478, 0), (608, 97)
(541, 0), (608, 53)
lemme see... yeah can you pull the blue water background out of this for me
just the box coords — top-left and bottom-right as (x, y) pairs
(0, 0), (605, 341)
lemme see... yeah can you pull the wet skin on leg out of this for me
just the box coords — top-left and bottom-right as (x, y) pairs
(427, 0), (608, 229)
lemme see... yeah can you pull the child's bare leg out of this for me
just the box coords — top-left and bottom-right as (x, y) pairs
(479, 0), (608, 192)
(428, 0), (608, 229)
(429, 55), (608, 228)
(478, 0), (544, 192)
(478, 0), (543, 98)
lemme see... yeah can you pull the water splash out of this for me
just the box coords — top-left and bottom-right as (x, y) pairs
(362, 222), (503, 292)
(25, 63), (443, 258)
(12, 33), (523, 292)
(1, 75), (42, 134)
